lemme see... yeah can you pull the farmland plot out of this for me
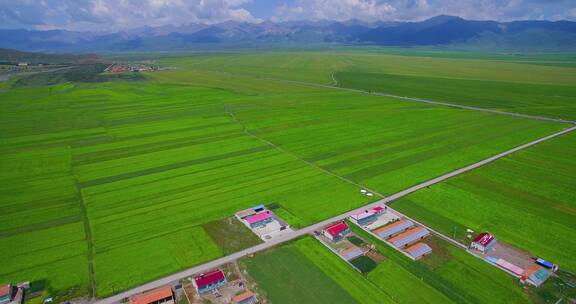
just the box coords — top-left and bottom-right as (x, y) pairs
(393, 132), (576, 271)
(0, 53), (571, 299)
(229, 90), (564, 195)
(245, 236), (531, 304)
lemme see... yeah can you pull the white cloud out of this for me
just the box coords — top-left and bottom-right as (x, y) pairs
(273, 0), (396, 22)
(272, 0), (576, 22)
(0, 0), (260, 31)
(0, 0), (574, 31)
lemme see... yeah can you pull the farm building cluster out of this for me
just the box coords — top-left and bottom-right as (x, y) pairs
(105, 63), (159, 73)
(316, 221), (384, 273)
(129, 267), (258, 304)
(350, 205), (433, 260)
(235, 205), (293, 241)
(0, 62), (47, 72)
(468, 232), (556, 287)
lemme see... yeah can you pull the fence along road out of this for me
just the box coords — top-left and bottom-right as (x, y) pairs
(95, 124), (576, 304)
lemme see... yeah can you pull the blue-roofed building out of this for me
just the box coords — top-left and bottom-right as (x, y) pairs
(524, 265), (551, 287)
(389, 227), (430, 248)
(404, 243), (432, 260)
(252, 205), (266, 212)
(373, 219), (414, 239)
(350, 210), (378, 226)
(340, 246), (364, 261)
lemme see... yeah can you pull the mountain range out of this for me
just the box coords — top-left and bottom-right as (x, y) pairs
(1, 16), (575, 52)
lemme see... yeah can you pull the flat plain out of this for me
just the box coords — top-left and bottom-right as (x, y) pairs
(1, 50), (574, 300)
(163, 51), (576, 120)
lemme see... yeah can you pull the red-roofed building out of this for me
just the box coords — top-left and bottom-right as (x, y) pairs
(232, 290), (258, 304)
(130, 286), (174, 304)
(193, 269), (227, 294)
(323, 222), (351, 242)
(0, 285), (12, 304)
(110, 67), (129, 73)
(244, 212), (274, 228)
(470, 232), (497, 253)
(372, 206), (385, 215)
(404, 242), (432, 260)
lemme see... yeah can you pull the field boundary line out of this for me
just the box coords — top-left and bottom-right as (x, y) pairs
(378, 125), (576, 204)
(94, 119), (576, 304)
(224, 105), (386, 199)
(74, 177), (97, 298)
(260, 74), (576, 125)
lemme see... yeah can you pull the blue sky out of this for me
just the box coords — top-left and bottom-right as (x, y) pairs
(0, 0), (575, 31)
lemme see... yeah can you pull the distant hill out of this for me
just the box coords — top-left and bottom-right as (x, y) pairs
(0, 48), (101, 64)
(1, 16), (575, 52)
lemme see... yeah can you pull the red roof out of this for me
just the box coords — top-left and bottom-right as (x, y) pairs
(374, 218), (410, 234)
(404, 242), (427, 254)
(232, 291), (254, 303)
(245, 212), (273, 225)
(0, 285), (10, 297)
(194, 270), (226, 289)
(388, 226), (426, 243)
(472, 232), (495, 246)
(373, 206), (385, 212)
(325, 222), (349, 237)
(130, 286), (173, 304)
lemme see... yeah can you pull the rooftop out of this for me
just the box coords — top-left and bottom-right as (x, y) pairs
(194, 269), (226, 289)
(0, 285), (10, 297)
(232, 290), (255, 303)
(405, 242), (429, 254)
(252, 204), (265, 211)
(374, 218), (412, 234)
(524, 265), (542, 277)
(130, 286), (172, 304)
(472, 232), (495, 246)
(245, 212), (273, 225)
(350, 211), (376, 221)
(325, 222), (349, 237)
(388, 226), (428, 244)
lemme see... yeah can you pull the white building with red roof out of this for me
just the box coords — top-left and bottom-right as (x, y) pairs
(323, 222), (350, 242)
(193, 269), (227, 294)
(470, 232), (497, 253)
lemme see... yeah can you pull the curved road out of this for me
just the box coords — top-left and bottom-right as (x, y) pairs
(95, 125), (576, 304)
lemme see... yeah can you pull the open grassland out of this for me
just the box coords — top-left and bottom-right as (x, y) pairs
(202, 217), (262, 255)
(0, 52), (571, 299)
(160, 52), (576, 86)
(245, 236), (532, 304)
(228, 91), (564, 195)
(335, 71), (576, 121)
(393, 132), (576, 271)
(162, 51), (576, 120)
(243, 240), (360, 304)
